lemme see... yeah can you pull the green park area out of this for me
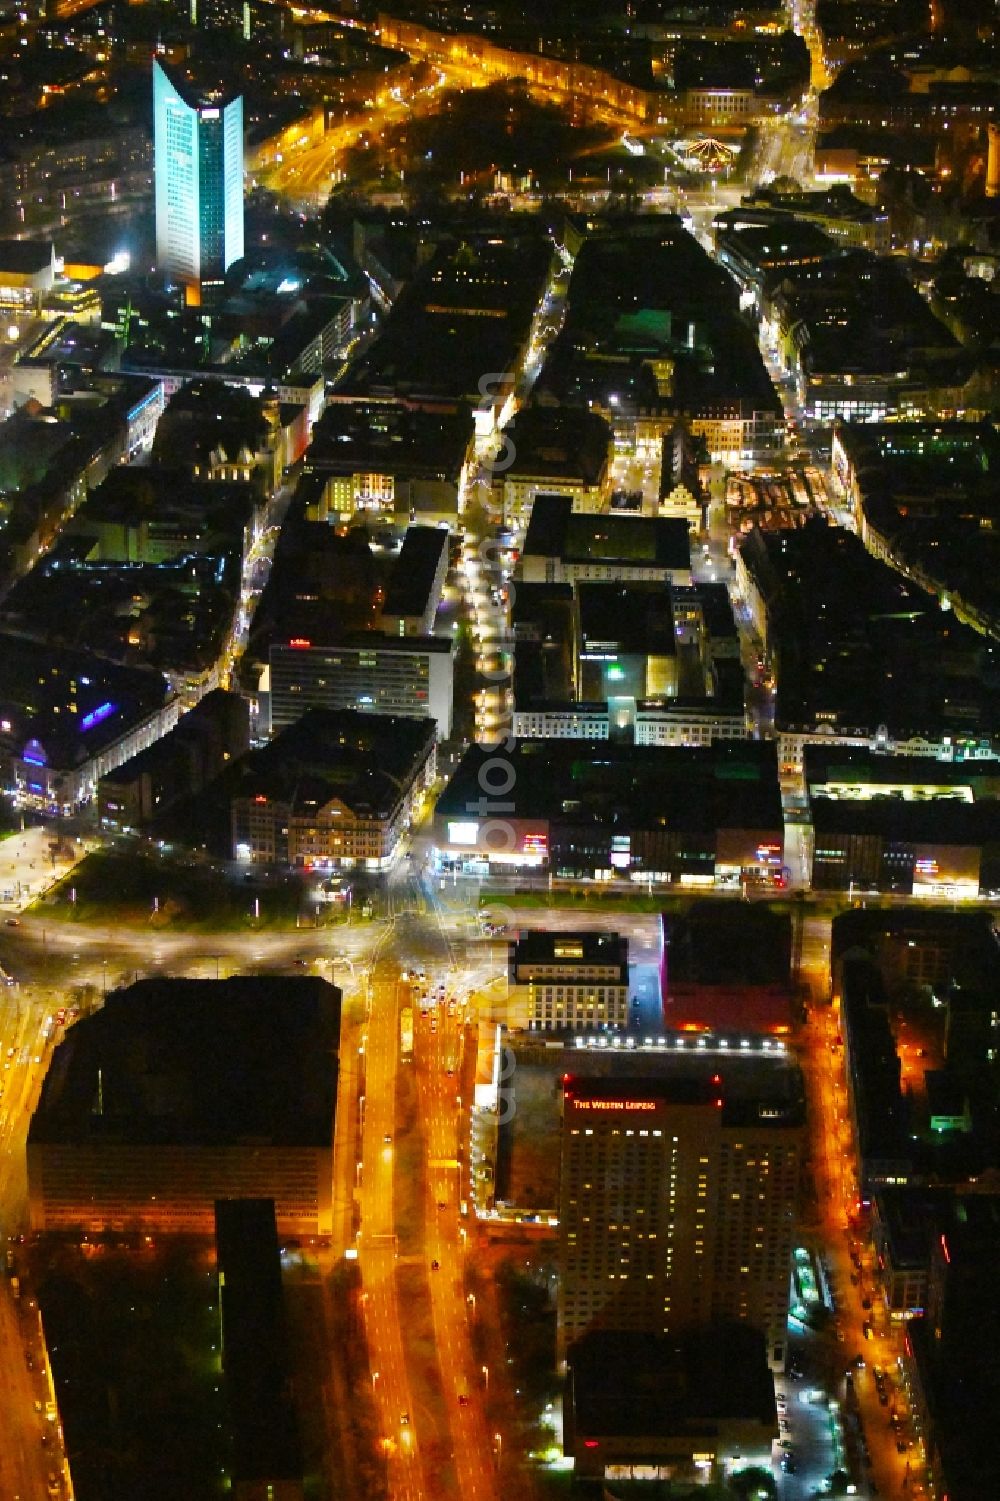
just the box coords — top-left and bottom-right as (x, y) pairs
(484, 886), (667, 914)
(483, 886), (849, 922)
(33, 850), (319, 932)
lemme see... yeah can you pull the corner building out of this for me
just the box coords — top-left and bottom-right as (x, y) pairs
(558, 1075), (802, 1362)
(27, 978), (339, 1238)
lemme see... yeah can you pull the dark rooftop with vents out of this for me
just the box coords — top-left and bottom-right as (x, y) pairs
(568, 1326), (777, 1445)
(28, 976), (340, 1149)
(523, 493), (691, 571)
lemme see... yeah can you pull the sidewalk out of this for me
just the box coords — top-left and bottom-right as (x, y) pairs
(0, 826), (90, 911)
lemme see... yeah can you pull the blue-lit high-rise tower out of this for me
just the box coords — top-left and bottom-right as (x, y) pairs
(153, 59), (244, 298)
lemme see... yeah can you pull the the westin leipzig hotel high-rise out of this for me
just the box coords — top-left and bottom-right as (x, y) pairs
(558, 1072), (803, 1362)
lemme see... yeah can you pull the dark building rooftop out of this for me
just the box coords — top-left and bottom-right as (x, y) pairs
(536, 220), (780, 418)
(873, 1184), (952, 1272)
(578, 581), (675, 656)
(0, 238), (55, 277)
(0, 535), (242, 679)
(566, 221), (739, 326)
(500, 407), (611, 486)
(99, 689), (249, 820)
(568, 1325), (776, 1446)
(740, 518), (1000, 738)
(29, 977), (340, 1149)
(841, 958), (911, 1176)
(242, 513), (382, 671)
(513, 638), (578, 708)
(523, 493), (690, 571)
(909, 1189), (1000, 1501)
(344, 232), (552, 402)
(151, 380), (270, 473)
(716, 216), (835, 280)
(510, 930), (628, 973)
(663, 901), (792, 988)
(229, 708), (436, 821)
(811, 795), (1000, 847)
(553, 1043), (805, 1113)
(381, 524), (448, 620)
(830, 905), (997, 964)
(511, 581), (576, 646)
(769, 251), (959, 384)
(438, 738), (783, 834)
(308, 398), (473, 482)
(803, 745), (1000, 798)
(215, 1198), (302, 1487)
(835, 419), (1000, 638)
(697, 582), (739, 640)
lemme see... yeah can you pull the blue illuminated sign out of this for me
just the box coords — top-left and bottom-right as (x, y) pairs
(23, 738), (46, 767)
(81, 701), (116, 732)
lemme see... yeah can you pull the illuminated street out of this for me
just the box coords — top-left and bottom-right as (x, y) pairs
(357, 963), (427, 1501)
(414, 988), (500, 1501)
(0, 991), (66, 1501)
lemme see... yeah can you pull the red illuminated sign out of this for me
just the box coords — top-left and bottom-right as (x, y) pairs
(571, 1098), (657, 1113)
(521, 833), (548, 855)
(289, 637), (311, 649)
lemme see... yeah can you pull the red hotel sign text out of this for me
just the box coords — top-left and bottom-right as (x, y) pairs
(570, 1099), (658, 1112)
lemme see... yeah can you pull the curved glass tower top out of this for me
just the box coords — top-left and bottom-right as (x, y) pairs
(153, 59), (244, 295)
